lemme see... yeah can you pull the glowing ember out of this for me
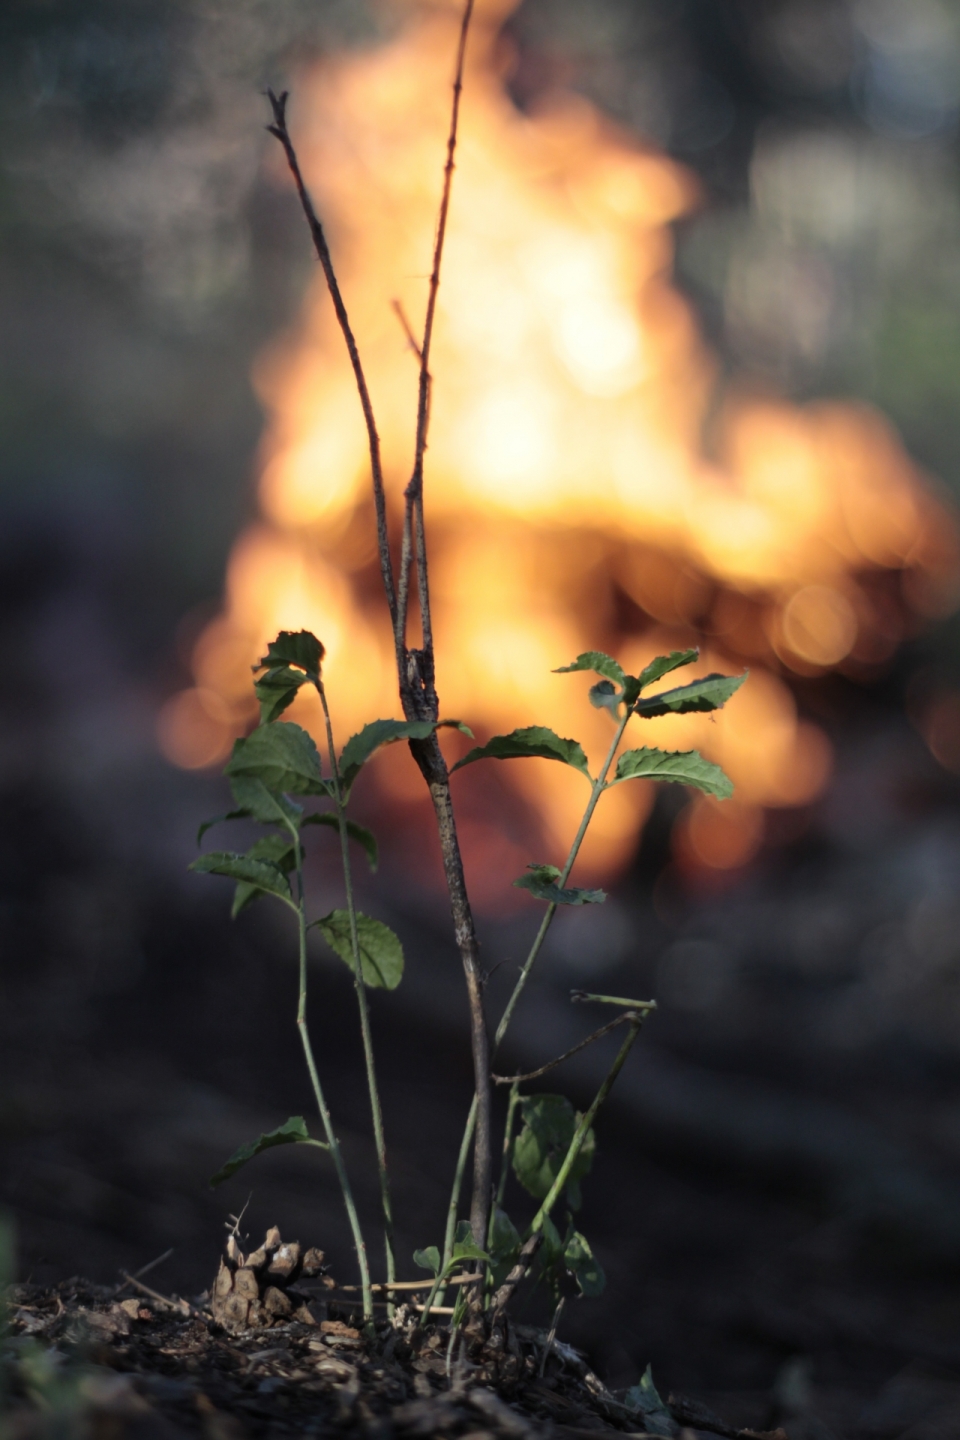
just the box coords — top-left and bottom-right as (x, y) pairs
(159, 0), (958, 881)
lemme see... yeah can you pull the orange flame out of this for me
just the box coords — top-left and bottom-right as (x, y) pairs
(160, 0), (958, 882)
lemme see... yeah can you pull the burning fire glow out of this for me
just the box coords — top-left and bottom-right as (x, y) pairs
(159, 0), (958, 882)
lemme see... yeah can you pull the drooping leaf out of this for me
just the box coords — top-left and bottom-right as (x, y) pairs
(634, 671), (746, 717)
(539, 1213), (564, 1268)
(338, 718), (472, 795)
(488, 1208), (522, 1287)
(255, 630), (324, 682)
(610, 746), (733, 799)
(254, 665), (312, 724)
(451, 726), (591, 781)
(226, 722), (327, 795)
(313, 910), (404, 989)
(563, 1230), (606, 1298)
(634, 648), (699, 693)
(512, 1094), (595, 1209)
(513, 864), (606, 907)
(210, 1115), (327, 1188)
(554, 651), (626, 689)
(302, 812), (379, 871)
(488, 1208), (521, 1263)
(197, 810), (250, 846)
(413, 1246), (441, 1276)
(190, 851), (293, 907)
(623, 1366), (673, 1438)
(229, 833), (299, 915)
(589, 680), (620, 711)
(228, 774), (304, 827)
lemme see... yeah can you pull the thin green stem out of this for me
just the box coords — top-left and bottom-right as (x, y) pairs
(294, 842), (372, 1319)
(439, 708), (634, 1251)
(495, 709), (632, 1049)
(316, 682), (396, 1302)
(493, 1083), (521, 1218)
(529, 1016), (643, 1235)
(418, 1093), (477, 1324)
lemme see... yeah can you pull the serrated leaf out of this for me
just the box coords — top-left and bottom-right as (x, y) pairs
(624, 1366), (673, 1437)
(554, 651), (626, 688)
(513, 864), (606, 906)
(413, 1246), (440, 1276)
(210, 1116), (327, 1188)
(610, 746), (733, 799)
(313, 910), (404, 989)
(338, 718), (472, 795)
(197, 810), (250, 846)
(254, 666), (312, 724)
(634, 671), (746, 717)
(634, 648), (699, 693)
(564, 1231), (606, 1298)
(512, 1095), (595, 1209)
(255, 630), (324, 682)
(302, 812), (379, 871)
(226, 722), (326, 795)
(451, 726), (591, 780)
(228, 774), (304, 827)
(190, 851), (293, 906)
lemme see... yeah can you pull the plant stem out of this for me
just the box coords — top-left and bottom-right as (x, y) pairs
(316, 682), (396, 1303)
(496, 709), (632, 1048)
(293, 841), (372, 1320)
(440, 707), (634, 1239)
(529, 1016), (643, 1235)
(418, 1092), (477, 1323)
(493, 1083), (521, 1217)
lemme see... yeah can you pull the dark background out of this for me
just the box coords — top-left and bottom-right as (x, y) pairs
(5, 2), (960, 1435)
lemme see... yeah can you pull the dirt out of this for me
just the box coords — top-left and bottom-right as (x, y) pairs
(2, 1261), (789, 1440)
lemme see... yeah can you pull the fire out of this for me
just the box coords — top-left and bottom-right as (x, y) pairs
(159, 0), (957, 883)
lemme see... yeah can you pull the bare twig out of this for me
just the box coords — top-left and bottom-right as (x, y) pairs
(267, 0), (491, 1253)
(114, 1248), (173, 1296)
(391, 298), (423, 359)
(118, 1273), (200, 1320)
(329, 1273), (482, 1294)
(266, 89), (397, 634)
(491, 1011), (651, 1085)
(540, 1296), (566, 1377)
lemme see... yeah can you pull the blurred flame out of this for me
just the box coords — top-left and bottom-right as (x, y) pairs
(162, 0), (959, 882)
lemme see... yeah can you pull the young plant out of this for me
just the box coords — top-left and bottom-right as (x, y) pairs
(192, 0), (749, 1344)
(192, 629), (469, 1319)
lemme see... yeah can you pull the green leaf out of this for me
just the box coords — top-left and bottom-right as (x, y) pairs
(539, 1213), (564, 1268)
(302, 812), (379, 871)
(190, 851), (292, 907)
(228, 774), (305, 827)
(226, 722), (326, 795)
(624, 1366), (673, 1437)
(210, 1116), (327, 1188)
(313, 910), (404, 989)
(254, 666), (312, 724)
(554, 651), (626, 688)
(564, 1231), (606, 1298)
(610, 746), (733, 799)
(634, 648), (699, 692)
(634, 671), (746, 717)
(413, 1246), (441, 1276)
(488, 1208), (521, 1263)
(255, 630), (324, 682)
(512, 1095), (595, 1209)
(338, 718), (471, 795)
(513, 864), (606, 906)
(451, 1220), (490, 1264)
(197, 810), (249, 846)
(589, 680), (620, 711)
(451, 726), (591, 780)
